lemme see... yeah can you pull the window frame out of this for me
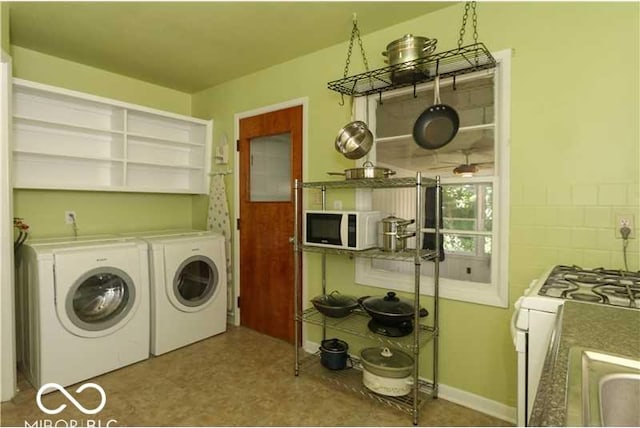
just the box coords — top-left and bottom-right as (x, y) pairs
(353, 49), (511, 308)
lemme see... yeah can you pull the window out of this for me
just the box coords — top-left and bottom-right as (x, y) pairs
(442, 183), (492, 257)
(354, 50), (510, 308)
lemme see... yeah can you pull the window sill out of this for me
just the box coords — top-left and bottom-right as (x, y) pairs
(355, 259), (508, 308)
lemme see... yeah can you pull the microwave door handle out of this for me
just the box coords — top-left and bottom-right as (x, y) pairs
(341, 214), (348, 248)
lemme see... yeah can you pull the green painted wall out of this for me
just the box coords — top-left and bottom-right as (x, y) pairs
(10, 46), (197, 238)
(0, 3), (9, 54)
(192, 2), (639, 410)
(11, 46), (191, 114)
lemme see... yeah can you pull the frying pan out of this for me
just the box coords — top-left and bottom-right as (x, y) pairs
(412, 75), (459, 150)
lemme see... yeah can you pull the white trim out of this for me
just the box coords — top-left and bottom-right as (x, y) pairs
(355, 49), (512, 308)
(438, 382), (516, 424)
(301, 342), (515, 424)
(1, 54), (16, 401)
(233, 97), (309, 328)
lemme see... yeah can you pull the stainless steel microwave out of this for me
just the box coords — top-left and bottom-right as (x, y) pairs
(303, 210), (382, 250)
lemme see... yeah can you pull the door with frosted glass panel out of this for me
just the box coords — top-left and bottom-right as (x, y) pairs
(238, 105), (302, 343)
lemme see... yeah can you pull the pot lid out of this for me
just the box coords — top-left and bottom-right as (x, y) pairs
(381, 215), (412, 224)
(312, 290), (358, 308)
(386, 34), (434, 50)
(321, 338), (348, 352)
(362, 291), (414, 316)
(360, 346), (413, 370)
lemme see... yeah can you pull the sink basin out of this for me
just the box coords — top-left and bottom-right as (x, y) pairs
(566, 347), (640, 426)
(599, 373), (640, 426)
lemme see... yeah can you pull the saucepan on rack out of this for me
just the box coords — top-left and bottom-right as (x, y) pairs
(381, 215), (416, 253)
(382, 34), (438, 84)
(327, 161), (396, 180)
(382, 34), (438, 66)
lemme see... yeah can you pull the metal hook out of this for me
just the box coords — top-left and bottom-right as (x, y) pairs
(339, 93), (345, 107)
(378, 91), (383, 105)
(453, 75), (457, 91)
(435, 59), (440, 76)
(413, 83), (417, 98)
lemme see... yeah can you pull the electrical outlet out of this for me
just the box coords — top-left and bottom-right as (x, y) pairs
(65, 211), (76, 225)
(333, 200), (343, 210)
(615, 214), (634, 239)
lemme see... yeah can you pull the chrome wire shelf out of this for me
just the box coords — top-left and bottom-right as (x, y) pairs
(300, 245), (438, 262)
(301, 176), (435, 189)
(299, 308), (436, 351)
(299, 352), (435, 415)
(293, 171), (441, 425)
(327, 43), (496, 97)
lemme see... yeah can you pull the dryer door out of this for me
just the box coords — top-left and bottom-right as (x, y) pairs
(164, 240), (220, 313)
(54, 245), (142, 338)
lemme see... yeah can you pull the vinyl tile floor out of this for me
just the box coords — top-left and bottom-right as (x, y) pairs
(0, 326), (512, 427)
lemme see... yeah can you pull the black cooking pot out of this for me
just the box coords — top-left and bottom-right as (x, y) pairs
(319, 338), (350, 370)
(360, 292), (428, 326)
(311, 290), (359, 318)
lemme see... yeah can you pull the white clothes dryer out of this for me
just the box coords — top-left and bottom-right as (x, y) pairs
(134, 230), (227, 356)
(17, 236), (150, 390)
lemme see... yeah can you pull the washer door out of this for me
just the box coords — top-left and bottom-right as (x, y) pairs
(169, 255), (219, 312)
(54, 245), (143, 338)
(66, 267), (136, 332)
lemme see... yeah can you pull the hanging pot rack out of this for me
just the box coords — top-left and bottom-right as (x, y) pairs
(328, 42), (495, 97)
(328, 1), (496, 98)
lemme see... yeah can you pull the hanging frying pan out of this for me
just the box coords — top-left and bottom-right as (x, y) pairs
(412, 75), (459, 150)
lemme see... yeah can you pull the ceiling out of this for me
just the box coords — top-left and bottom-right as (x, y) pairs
(8, 2), (454, 93)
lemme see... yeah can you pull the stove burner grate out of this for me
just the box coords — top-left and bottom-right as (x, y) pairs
(567, 292), (603, 303)
(538, 265), (640, 308)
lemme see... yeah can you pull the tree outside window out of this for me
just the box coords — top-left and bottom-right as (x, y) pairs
(442, 184), (492, 257)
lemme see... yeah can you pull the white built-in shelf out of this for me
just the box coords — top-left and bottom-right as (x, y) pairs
(11, 78), (212, 194)
(13, 149), (124, 163)
(14, 115), (126, 136)
(127, 160), (204, 170)
(127, 132), (205, 147)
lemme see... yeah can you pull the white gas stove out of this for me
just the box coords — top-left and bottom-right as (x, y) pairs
(511, 265), (640, 426)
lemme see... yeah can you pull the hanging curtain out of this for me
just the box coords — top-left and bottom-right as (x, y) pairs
(206, 174), (233, 316)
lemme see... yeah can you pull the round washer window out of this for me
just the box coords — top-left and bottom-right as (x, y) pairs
(65, 267), (136, 332)
(173, 255), (218, 308)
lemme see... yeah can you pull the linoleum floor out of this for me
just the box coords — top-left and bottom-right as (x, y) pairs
(0, 326), (512, 427)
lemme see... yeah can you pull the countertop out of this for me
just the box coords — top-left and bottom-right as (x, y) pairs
(529, 301), (640, 426)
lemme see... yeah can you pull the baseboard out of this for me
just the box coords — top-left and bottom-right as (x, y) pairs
(437, 383), (516, 424)
(304, 340), (319, 353)
(302, 341), (516, 424)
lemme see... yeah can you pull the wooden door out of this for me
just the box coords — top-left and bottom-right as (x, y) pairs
(239, 105), (302, 343)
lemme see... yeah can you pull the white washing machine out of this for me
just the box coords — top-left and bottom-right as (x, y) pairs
(17, 236), (150, 390)
(134, 230), (227, 356)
